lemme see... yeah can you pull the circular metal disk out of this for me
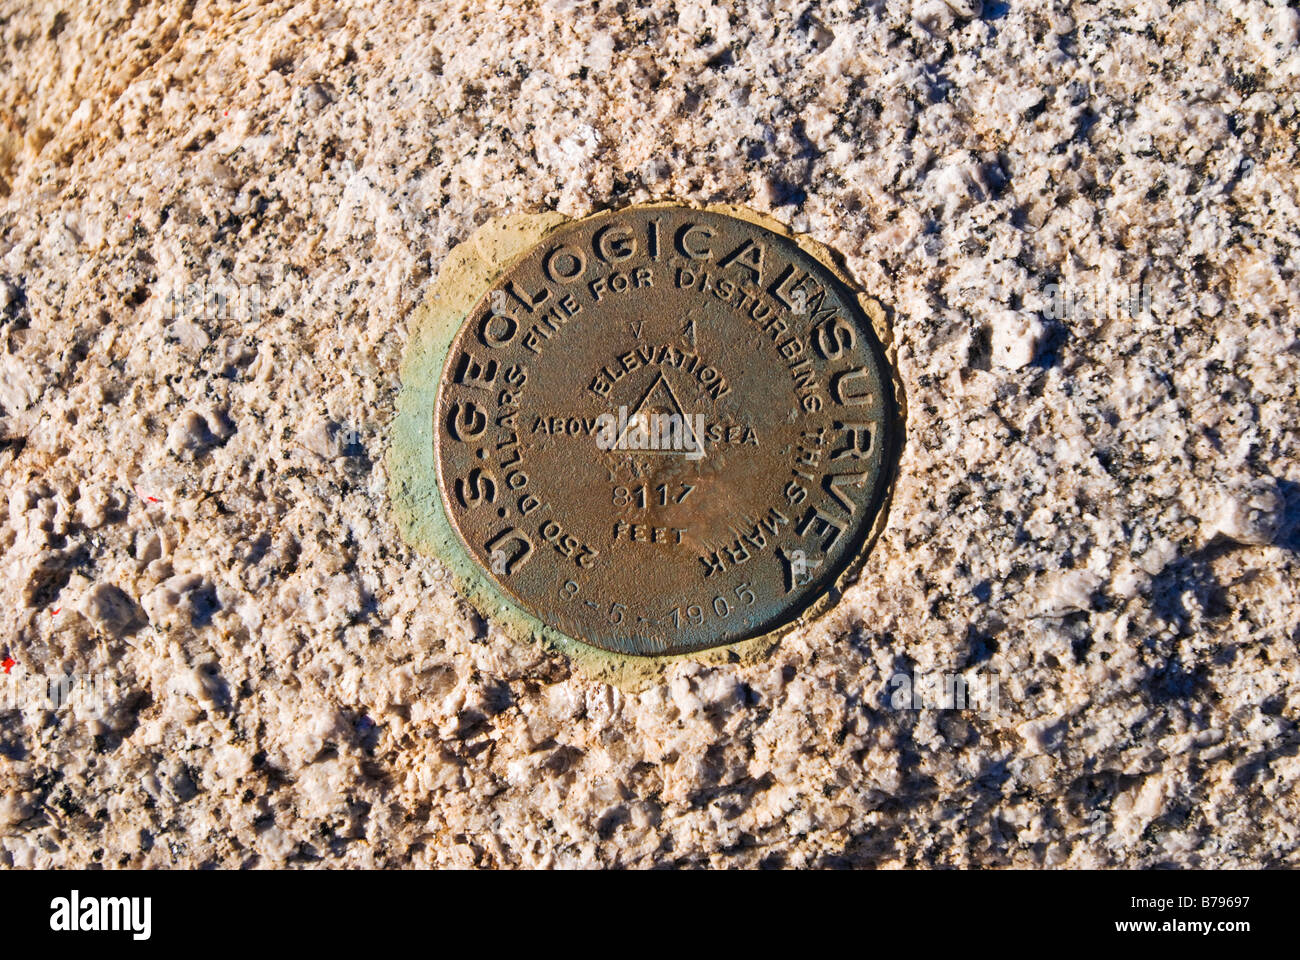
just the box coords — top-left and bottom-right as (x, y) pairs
(434, 207), (896, 656)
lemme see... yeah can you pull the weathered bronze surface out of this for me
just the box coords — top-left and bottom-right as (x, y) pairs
(434, 207), (896, 656)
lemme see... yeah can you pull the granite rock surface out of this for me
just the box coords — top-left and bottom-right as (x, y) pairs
(1, 0), (1298, 867)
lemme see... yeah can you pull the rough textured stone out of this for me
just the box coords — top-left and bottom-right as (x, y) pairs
(0, 0), (1297, 868)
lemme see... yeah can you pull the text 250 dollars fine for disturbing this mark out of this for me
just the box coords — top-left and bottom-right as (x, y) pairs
(434, 206), (898, 656)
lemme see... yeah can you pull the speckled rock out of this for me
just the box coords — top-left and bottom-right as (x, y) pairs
(0, 0), (1297, 868)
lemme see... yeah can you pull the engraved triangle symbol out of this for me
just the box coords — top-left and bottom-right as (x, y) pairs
(615, 372), (703, 458)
